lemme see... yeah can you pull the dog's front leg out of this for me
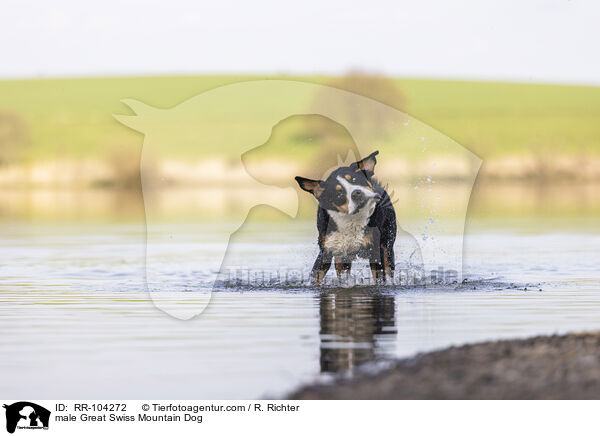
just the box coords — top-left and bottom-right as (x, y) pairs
(381, 243), (395, 283)
(369, 249), (384, 284)
(311, 249), (332, 285)
(342, 260), (352, 275)
(369, 240), (385, 285)
(334, 257), (344, 281)
(369, 261), (384, 284)
(334, 257), (353, 283)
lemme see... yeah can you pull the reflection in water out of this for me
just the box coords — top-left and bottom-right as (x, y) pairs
(318, 290), (396, 374)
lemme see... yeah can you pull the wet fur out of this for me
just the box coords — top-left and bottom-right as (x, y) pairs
(296, 151), (397, 285)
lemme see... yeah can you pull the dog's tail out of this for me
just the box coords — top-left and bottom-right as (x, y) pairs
(373, 178), (397, 208)
(385, 185), (399, 207)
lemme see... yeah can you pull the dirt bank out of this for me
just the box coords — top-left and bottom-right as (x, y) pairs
(289, 332), (600, 399)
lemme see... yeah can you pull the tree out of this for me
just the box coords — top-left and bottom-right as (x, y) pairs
(307, 71), (406, 142)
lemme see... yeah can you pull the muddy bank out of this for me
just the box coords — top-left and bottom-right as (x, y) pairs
(289, 332), (600, 399)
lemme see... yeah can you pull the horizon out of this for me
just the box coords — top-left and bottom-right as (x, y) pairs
(1, 73), (599, 89)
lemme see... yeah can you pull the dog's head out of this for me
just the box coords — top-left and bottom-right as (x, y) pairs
(295, 151), (381, 215)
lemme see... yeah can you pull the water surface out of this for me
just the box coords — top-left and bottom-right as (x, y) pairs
(1, 214), (599, 398)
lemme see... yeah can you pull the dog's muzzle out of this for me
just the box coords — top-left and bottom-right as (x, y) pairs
(350, 190), (381, 214)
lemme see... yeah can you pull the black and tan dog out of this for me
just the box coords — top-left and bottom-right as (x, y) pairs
(296, 151), (396, 285)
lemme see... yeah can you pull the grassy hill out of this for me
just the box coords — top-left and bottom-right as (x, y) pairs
(0, 75), (599, 183)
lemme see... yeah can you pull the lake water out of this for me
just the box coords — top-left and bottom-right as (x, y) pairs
(1, 184), (600, 398)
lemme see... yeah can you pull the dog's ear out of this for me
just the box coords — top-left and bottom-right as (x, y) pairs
(295, 176), (324, 198)
(351, 150), (379, 177)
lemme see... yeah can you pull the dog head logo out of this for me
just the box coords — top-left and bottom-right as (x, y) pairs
(3, 402), (50, 434)
(115, 80), (481, 319)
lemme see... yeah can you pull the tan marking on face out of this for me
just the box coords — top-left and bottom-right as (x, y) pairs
(334, 200), (349, 213)
(345, 174), (351, 180)
(336, 184), (342, 191)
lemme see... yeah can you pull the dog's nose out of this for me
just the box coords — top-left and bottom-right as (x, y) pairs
(351, 190), (365, 203)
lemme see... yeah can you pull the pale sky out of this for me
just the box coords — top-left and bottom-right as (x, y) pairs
(2, 0), (599, 84)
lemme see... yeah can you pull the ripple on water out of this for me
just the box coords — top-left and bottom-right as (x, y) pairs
(1, 226), (599, 398)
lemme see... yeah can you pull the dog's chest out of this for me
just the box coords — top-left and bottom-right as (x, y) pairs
(324, 205), (375, 256)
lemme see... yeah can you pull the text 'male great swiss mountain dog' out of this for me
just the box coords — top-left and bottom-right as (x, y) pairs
(295, 151), (396, 285)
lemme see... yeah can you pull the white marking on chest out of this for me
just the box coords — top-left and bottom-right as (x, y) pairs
(324, 202), (377, 256)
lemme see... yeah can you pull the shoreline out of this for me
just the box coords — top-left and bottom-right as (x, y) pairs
(2, 154), (600, 188)
(289, 332), (600, 400)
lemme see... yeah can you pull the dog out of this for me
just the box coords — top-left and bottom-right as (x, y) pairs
(295, 150), (396, 285)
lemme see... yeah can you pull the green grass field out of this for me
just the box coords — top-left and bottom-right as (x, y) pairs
(1, 75), (599, 164)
